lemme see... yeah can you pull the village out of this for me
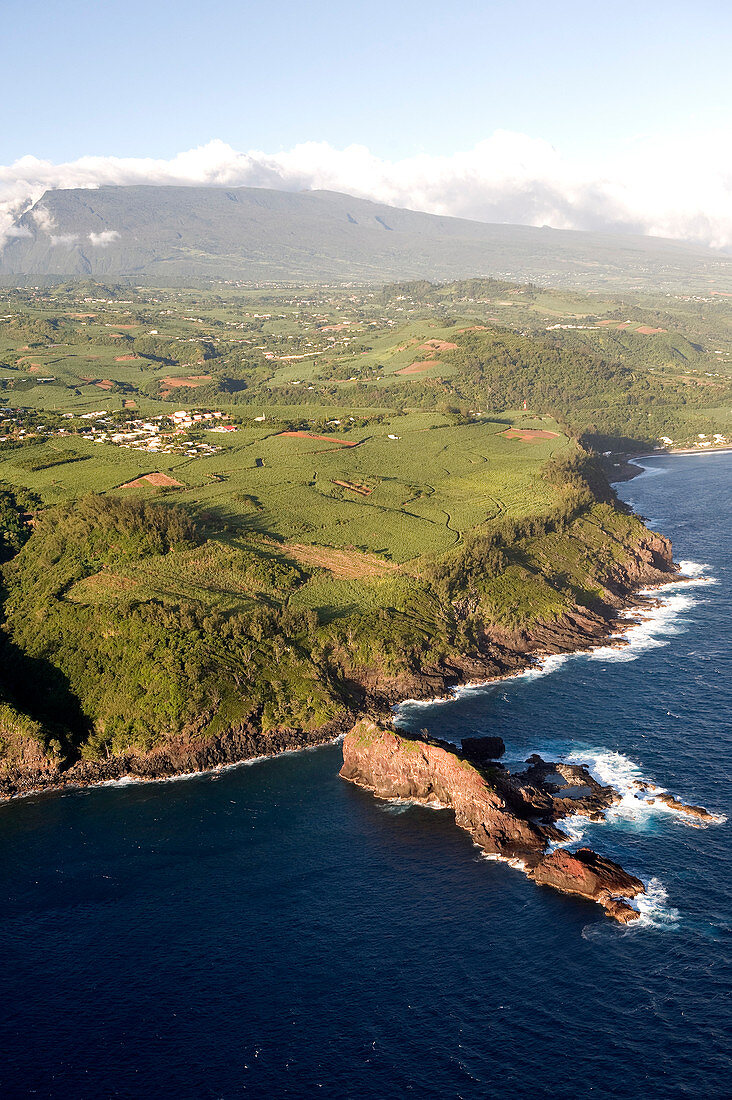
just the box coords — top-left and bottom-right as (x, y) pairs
(0, 407), (239, 456)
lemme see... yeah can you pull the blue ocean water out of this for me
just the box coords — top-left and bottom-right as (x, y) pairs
(1, 453), (730, 1099)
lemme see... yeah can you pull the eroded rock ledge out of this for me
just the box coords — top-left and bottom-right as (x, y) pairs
(340, 720), (647, 923)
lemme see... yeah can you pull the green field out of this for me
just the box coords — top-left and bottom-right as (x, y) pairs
(0, 409), (571, 560)
(2, 275), (703, 782)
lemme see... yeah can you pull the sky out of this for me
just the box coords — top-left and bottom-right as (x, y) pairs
(1, 0), (731, 247)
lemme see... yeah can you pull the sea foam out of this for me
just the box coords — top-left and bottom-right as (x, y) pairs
(553, 745), (726, 830)
(395, 563), (716, 726)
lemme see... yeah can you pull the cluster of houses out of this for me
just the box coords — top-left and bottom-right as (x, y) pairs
(89, 410), (237, 456)
(0, 407), (239, 457)
(658, 433), (730, 449)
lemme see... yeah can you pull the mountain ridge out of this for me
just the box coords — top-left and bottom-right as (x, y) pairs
(1, 184), (730, 291)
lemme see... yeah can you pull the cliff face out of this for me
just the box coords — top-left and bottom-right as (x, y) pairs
(341, 720), (646, 923)
(342, 722), (547, 860)
(0, 513), (678, 800)
(0, 713), (353, 799)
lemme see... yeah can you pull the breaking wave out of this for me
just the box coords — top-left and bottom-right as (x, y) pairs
(395, 563), (716, 729)
(551, 746), (726, 830)
(632, 877), (681, 929)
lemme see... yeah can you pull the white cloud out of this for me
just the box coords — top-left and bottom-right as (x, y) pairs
(29, 203), (55, 233)
(88, 229), (120, 247)
(1, 131), (731, 251)
(49, 233), (78, 247)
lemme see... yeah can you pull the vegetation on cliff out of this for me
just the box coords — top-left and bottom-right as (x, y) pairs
(0, 276), (697, 792)
(0, 453), (672, 791)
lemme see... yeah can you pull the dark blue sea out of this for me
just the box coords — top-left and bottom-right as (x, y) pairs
(1, 453), (730, 1099)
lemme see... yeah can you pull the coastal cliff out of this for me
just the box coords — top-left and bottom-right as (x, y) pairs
(340, 720), (646, 922)
(0, 500), (678, 800)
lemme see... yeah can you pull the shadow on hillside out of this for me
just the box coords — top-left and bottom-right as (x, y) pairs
(0, 634), (92, 761)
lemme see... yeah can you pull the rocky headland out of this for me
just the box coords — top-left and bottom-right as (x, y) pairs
(340, 721), (648, 922)
(0, 528), (680, 801)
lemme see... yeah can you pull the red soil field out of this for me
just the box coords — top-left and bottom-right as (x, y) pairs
(115, 355), (141, 362)
(396, 359), (440, 375)
(332, 479), (372, 496)
(636, 326), (667, 335)
(279, 431), (359, 446)
(502, 428), (560, 442)
(419, 339), (457, 351)
(162, 375), (212, 388)
(121, 473), (183, 489)
(282, 543), (398, 580)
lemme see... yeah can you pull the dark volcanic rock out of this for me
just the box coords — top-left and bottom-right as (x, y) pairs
(512, 754), (619, 821)
(649, 792), (718, 823)
(526, 848), (645, 923)
(460, 736), (506, 762)
(341, 721), (546, 860)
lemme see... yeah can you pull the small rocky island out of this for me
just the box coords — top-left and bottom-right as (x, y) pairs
(341, 721), (657, 923)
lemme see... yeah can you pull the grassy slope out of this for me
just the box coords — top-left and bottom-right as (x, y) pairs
(0, 475), (658, 777)
(0, 279), (707, 783)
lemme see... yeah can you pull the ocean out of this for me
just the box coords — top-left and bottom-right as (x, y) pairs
(1, 452), (730, 1098)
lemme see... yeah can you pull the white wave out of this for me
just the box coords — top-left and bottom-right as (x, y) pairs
(95, 735), (347, 791)
(631, 877), (681, 929)
(553, 746), (725, 828)
(381, 797), (446, 813)
(586, 562), (715, 663)
(547, 812), (595, 850)
(396, 563), (717, 728)
(676, 559), (711, 578)
(478, 849), (527, 871)
(516, 653), (571, 680)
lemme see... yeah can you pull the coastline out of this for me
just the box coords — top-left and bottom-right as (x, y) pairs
(394, 567), (705, 713)
(0, 530), (682, 804)
(606, 445), (732, 486)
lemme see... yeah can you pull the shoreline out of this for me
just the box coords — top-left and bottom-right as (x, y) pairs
(1, 549), (685, 806)
(395, 564), (706, 713)
(607, 445), (732, 486)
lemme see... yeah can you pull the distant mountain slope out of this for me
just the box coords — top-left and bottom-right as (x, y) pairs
(1, 184), (730, 291)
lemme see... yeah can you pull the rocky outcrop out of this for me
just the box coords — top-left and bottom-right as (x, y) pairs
(341, 722), (546, 859)
(340, 720), (645, 922)
(648, 792), (719, 823)
(526, 849), (645, 924)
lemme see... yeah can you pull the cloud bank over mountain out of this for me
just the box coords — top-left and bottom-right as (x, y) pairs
(1, 131), (730, 251)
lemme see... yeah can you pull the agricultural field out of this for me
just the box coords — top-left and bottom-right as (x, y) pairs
(0, 277), (730, 619)
(4, 274), (722, 770)
(0, 407), (570, 561)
